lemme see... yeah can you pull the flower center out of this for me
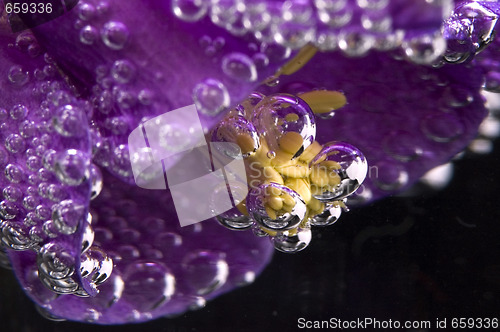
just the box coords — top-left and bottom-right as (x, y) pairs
(211, 84), (367, 253)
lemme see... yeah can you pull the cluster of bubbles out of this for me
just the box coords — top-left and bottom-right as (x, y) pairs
(0, 30), (112, 298)
(212, 92), (367, 253)
(172, 0), (458, 64)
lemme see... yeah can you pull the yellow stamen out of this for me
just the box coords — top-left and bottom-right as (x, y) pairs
(266, 185), (283, 197)
(310, 165), (330, 187)
(236, 200), (248, 216)
(267, 195), (283, 211)
(278, 44), (318, 76)
(285, 177), (311, 204)
(328, 172), (341, 186)
(282, 192), (295, 207)
(265, 204), (277, 220)
(261, 228), (278, 236)
(236, 133), (257, 156)
(248, 137), (272, 166)
(270, 149), (295, 167)
(276, 163), (310, 178)
(298, 141), (323, 163)
(307, 197), (324, 215)
(278, 131), (304, 155)
(298, 90), (347, 114)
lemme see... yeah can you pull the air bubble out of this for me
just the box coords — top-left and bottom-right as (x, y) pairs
(101, 21), (129, 50)
(5, 134), (26, 154)
(3, 185), (22, 202)
(310, 142), (368, 202)
(53, 105), (87, 137)
(5, 164), (24, 183)
(251, 93), (316, 156)
(182, 251), (228, 295)
(247, 183), (306, 231)
(172, 0), (208, 22)
(54, 149), (90, 186)
(111, 59), (135, 84)
(403, 34), (447, 65)
(8, 65), (29, 86)
(222, 53), (257, 82)
(10, 104), (28, 120)
(311, 204), (342, 226)
(373, 160), (409, 191)
(193, 78), (230, 116)
(421, 113), (464, 143)
(382, 131), (423, 162)
(80, 25), (99, 45)
(78, 3), (96, 21)
(338, 30), (375, 57)
(89, 164), (103, 200)
(272, 227), (312, 253)
(123, 262), (174, 311)
(211, 115), (260, 157)
(52, 200), (85, 235)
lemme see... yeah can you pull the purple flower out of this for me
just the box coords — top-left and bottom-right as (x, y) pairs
(0, 0), (499, 325)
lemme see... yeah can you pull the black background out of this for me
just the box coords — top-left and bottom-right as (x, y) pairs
(1, 140), (499, 331)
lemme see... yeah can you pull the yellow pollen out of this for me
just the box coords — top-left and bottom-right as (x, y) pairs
(216, 90), (353, 236)
(298, 90), (347, 114)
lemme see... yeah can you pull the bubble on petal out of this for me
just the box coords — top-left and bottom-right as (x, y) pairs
(403, 34), (447, 65)
(222, 52), (257, 82)
(101, 21), (129, 50)
(182, 250), (229, 295)
(172, 0), (208, 22)
(80, 25), (99, 45)
(111, 59), (135, 84)
(8, 65), (29, 86)
(52, 199), (85, 235)
(193, 78), (230, 116)
(5, 134), (26, 154)
(54, 149), (90, 186)
(53, 105), (87, 137)
(89, 164), (103, 200)
(122, 262), (175, 311)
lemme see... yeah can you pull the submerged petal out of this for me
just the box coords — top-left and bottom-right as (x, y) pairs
(27, 0), (293, 184)
(263, 49), (488, 203)
(0, 6), (274, 324)
(9, 171), (273, 324)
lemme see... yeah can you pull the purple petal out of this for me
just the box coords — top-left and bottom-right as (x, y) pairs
(263, 49), (487, 203)
(0, 25), (98, 296)
(0, 7), (274, 324)
(28, 0), (293, 184)
(9, 171), (273, 324)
